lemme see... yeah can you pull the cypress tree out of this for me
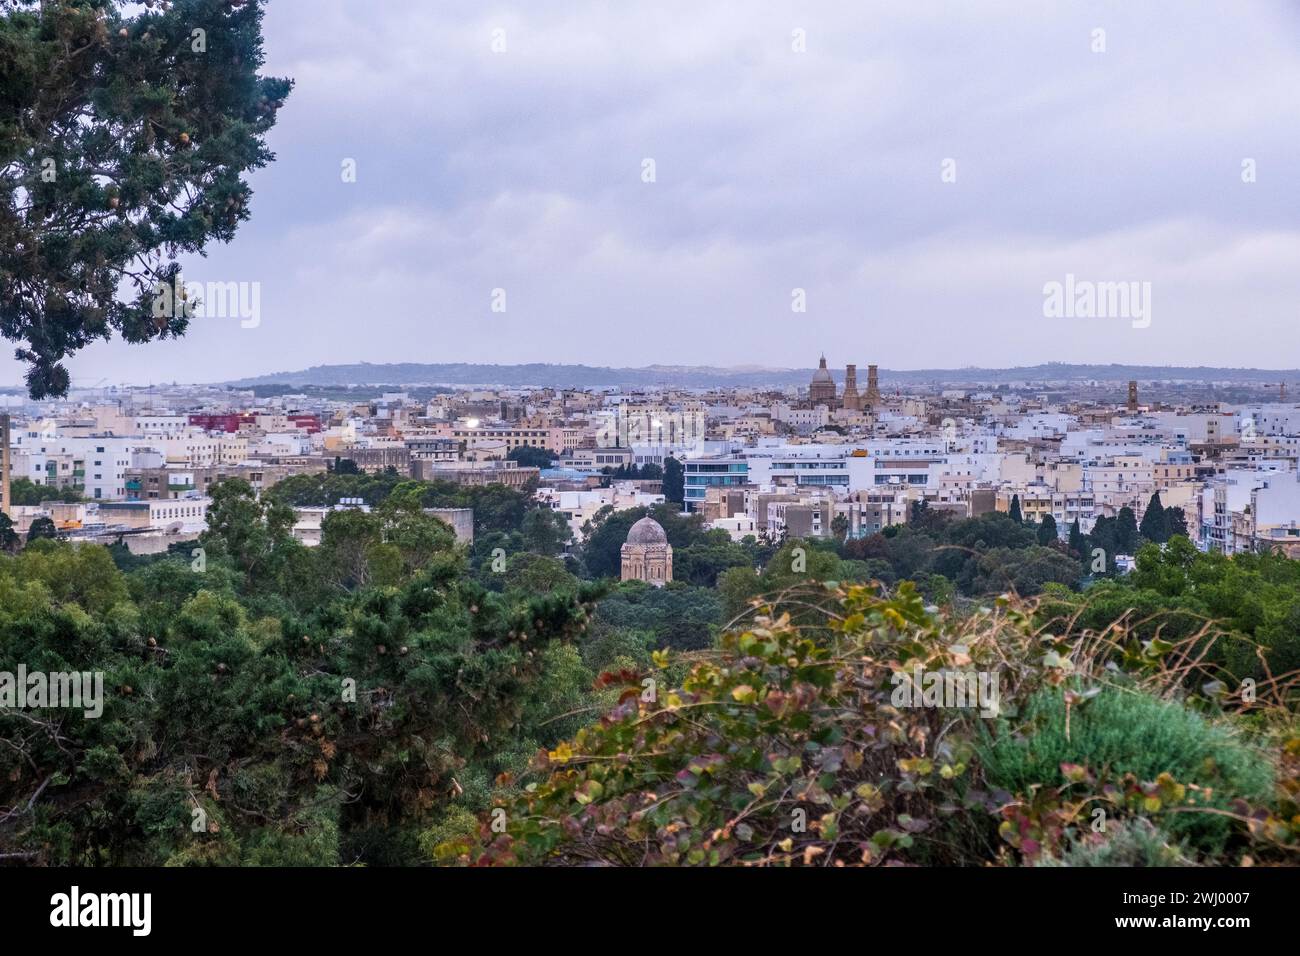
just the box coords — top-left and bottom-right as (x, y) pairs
(1037, 513), (1058, 545)
(1088, 516), (1118, 574)
(1139, 492), (1169, 543)
(662, 457), (685, 505)
(1068, 518), (1084, 556)
(1116, 506), (1139, 554)
(1166, 506), (1189, 539)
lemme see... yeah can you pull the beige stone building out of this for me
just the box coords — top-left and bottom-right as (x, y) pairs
(808, 356), (837, 408)
(620, 516), (673, 586)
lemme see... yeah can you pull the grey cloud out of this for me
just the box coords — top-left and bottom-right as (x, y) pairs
(14, 0), (1299, 387)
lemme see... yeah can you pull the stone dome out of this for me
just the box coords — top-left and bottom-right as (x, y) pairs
(811, 355), (833, 384)
(626, 516), (668, 545)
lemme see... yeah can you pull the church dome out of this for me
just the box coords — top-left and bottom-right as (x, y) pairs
(811, 356), (833, 384)
(626, 516), (668, 545)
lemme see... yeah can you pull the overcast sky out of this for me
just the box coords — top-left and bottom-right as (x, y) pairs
(13, 0), (1300, 388)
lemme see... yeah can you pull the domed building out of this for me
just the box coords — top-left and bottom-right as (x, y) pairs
(808, 354), (837, 408)
(621, 516), (673, 586)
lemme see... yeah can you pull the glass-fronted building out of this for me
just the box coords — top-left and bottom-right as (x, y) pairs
(683, 457), (749, 512)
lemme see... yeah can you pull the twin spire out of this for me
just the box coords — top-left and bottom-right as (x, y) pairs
(808, 354), (880, 411)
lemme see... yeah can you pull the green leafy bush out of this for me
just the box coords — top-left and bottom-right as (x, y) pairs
(454, 584), (1299, 867)
(977, 684), (1274, 852)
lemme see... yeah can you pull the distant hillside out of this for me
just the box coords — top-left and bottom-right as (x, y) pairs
(223, 362), (1300, 390)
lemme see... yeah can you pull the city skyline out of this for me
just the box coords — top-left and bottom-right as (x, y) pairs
(6, 357), (1300, 395)
(5, 0), (1298, 389)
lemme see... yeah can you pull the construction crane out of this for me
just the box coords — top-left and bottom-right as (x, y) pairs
(1262, 382), (1292, 402)
(69, 376), (111, 391)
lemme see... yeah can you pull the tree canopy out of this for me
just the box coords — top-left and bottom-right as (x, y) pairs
(0, 0), (290, 397)
(507, 445), (556, 469)
(0, 483), (603, 865)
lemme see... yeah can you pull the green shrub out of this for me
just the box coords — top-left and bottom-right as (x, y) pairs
(977, 684), (1274, 852)
(421, 806), (481, 863)
(1036, 819), (1193, 867)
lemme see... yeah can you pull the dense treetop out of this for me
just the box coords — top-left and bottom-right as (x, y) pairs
(0, 0), (289, 397)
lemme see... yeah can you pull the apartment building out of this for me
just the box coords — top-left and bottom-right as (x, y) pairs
(683, 455), (749, 512)
(125, 463), (308, 500)
(403, 437), (462, 467)
(1083, 456), (1155, 515)
(767, 497), (832, 539)
(996, 487), (1096, 528)
(593, 401), (707, 448)
(410, 459), (540, 488)
(340, 445), (411, 472)
(536, 483), (665, 541)
(428, 421), (569, 454)
(709, 514), (760, 541)
(747, 445), (874, 491)
(1204, 469), (1300, 555)
(150, 433), (250, 467)
(562, 447), (634, 470)
(133, 415), (192, 438)
(697, 486), (748, 522)
(98, 498), (210, 534)
(9, 434), (137, 501)
(837, 489), (910, 537)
